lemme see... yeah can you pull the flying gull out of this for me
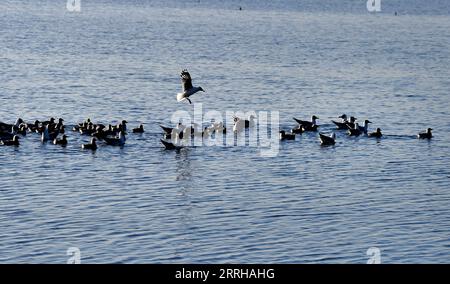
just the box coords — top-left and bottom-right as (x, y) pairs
(177, 69), (205, 104)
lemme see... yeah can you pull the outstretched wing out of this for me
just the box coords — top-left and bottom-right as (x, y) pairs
(181, 69), (193, 92)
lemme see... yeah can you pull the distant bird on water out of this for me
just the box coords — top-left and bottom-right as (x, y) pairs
(132, 124), (144, 133)
(347, 123), (362, 136)
(319, 133), (336, 145)
(332, 114), (349, 130)
(41, 125), (59, 142)
(104, 131), (126, 146)
(82, 138), (97, 150)
(53, 135), (68, 146)
(160, 139), (183, 150)
(417, 128), (433, 139)
(233, 115), (256, 133)
(1, 135), (20, 146)
(177, 69), (205, 104)
(279, 130), (295, 141)
(293, 115), (319, 131)
(368, 128), (383, 138)
(291, 125), (304, 134)
(358, 119), (372, 134)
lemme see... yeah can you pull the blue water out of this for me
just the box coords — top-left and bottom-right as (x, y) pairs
(1, 0), (450, 263)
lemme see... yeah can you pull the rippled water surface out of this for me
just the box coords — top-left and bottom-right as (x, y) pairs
(1, 0), (450, 263)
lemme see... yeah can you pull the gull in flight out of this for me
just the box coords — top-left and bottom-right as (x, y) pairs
(177, 69), (205, 104)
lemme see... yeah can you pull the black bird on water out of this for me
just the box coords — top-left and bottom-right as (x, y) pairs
(53, 135), (68, 146)
(332, 114), (349, 130)
(319, 133), (336, 145)
(1, 135), (20, 146)
(417, 128), (432, 139)
(279, 130), (295, 141)
(368, 128), (383, 138)
(160, 139), (183, 150)
(133, 124), (144, 133)
(82, 138), (97, 150)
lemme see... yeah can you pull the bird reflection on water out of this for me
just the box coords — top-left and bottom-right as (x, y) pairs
(175, 149), (193, 182)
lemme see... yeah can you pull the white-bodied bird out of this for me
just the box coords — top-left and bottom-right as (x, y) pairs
(176, 69), (205, 104)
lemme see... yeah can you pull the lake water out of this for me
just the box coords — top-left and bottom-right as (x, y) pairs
(1, 0), (449, 263)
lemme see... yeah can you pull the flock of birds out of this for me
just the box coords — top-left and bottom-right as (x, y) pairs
(0, 117), (144, 149)
(0, 69), (434, 150)
(159, 70), (434, 149)
(158, 112), (433, 150)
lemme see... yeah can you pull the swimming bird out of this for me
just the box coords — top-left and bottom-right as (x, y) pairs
(233, 115), (256, 133)
(79, 123), (96, 135)
(332, 114), (349, 129)
(73, 118), (91, 132)
(291, 125), (304, 134)
(417, 128), (433, 139)
(160, 139), (183, 150)
(42, 117), (55, 125)
(302, 124), (319, 132)
(42, 117), (56, 131)
(0, 135), (19, 146)
(358, 120), (372, 134)
(209, 121), (226, 135)
(0, 118), (24, 132)
(160, 123), (185, 139)
(177, 69), (205, 104)
(368, 128), (383, 138)
(55, 118), (65, 133)
(319, 132), (336, 145)
(53, 135), (68, 146)
(94, 124), (115, 139)
(201, 126), (212, 137)
(12, 124), (27, 136)
(27, 120), (41, 132)
(160, 125), (174, 135)
(113, 120), (128, 133)
(41, 125), (59, 142)
(345, 116), (357, 129)
(293, 115), (319, 128)
(293, 115), (319, 131)
(132, 124), (144, 133)
(82, 138), (97, 150)
(0, 130), (15, 141)
(279, 130), (295, 141)
(103, 131), (126, 146)
(183, 123), (205, 138)
(347, 123), (362, 136)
